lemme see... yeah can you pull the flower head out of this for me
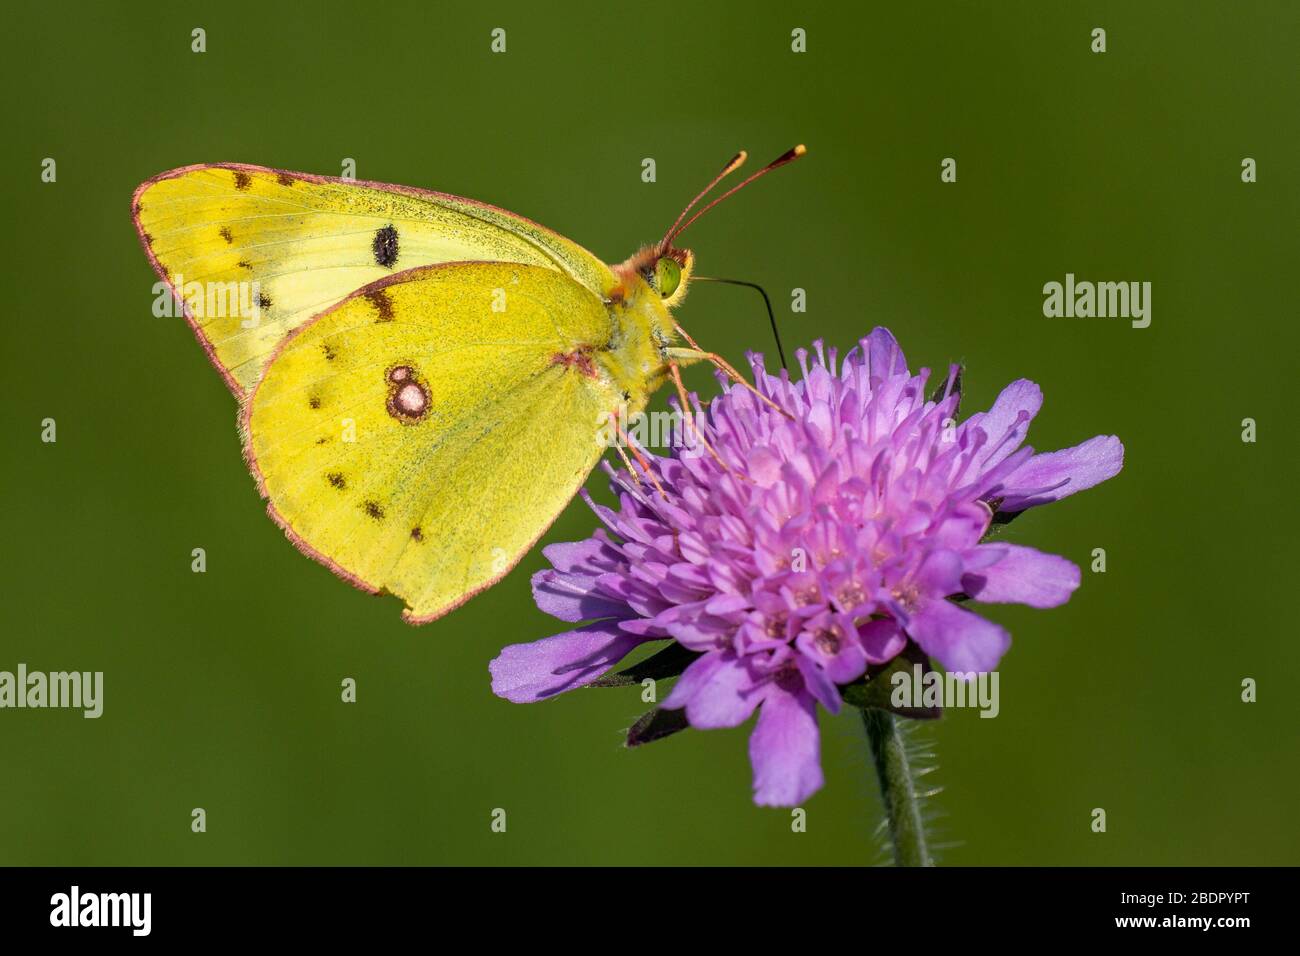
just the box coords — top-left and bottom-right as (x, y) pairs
(490, 328), (1123, 806)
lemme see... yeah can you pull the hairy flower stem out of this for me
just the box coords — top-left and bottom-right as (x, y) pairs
(862, 708), (932, 867)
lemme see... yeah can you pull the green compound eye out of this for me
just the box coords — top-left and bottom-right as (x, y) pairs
(654, 256), (681, 298)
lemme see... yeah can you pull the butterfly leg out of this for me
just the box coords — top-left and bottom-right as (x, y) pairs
(611, 441), (646, 491)
(666, 361), (729, 471)
(610, 412), (668, 499)
(667, 325), (792, 418)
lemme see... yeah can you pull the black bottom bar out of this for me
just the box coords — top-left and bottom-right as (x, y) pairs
(0, 866), (1281, 941)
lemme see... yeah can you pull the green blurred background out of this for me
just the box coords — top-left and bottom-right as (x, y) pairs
(3, 0), (1297, 865)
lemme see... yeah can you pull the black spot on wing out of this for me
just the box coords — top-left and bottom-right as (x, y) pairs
(372, 225), (399, 268)
(366, 289), (395, 322)
(309, 396), (321, 409)
(276, 173), (296, 187)
(410, 526), (424, 542)
(257, 293), (272, 310)
(233, 171), (252, 191)
(362, 500), (385, 520)
(327, 472), (346, 489)
(219, 227), (233, 244)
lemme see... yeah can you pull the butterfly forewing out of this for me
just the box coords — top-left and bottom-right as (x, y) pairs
(134, 164), (616, 394)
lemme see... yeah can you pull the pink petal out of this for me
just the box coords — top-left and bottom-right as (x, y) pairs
(905, 599), (1010, 674)
(747, 445), (783, 485)
(678, 654), (763, 729)
(865, 327), (908, 380)
(963, 544), (1080, 608)
(858, 618), (908, 663)
(489, 622), (643, 703)
(749, 689), (824, 806)
(913, 548), (964, 597)
(531, 569), (629, 623)
(976, 379), (1042, 468)
(662, 651), (725, 710)
(794, 654), (844, 714)
(998, 435), (1124, 511)
(929, 501), (992, 550)
(540, 538), (619, 573)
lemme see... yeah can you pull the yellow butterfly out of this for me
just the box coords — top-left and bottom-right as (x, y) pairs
(132, 148), (804, 622)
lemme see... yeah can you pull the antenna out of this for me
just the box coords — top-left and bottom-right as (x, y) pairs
(658, 151), (749, 253)
(662, 145), (806, 248)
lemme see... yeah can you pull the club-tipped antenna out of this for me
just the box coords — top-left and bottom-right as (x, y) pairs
(658, 150), (749, 253)
(662, 145), (806, 248)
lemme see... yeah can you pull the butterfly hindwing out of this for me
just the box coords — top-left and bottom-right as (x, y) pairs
(133, 164), (617, 394)
(244, 261), (620, 622)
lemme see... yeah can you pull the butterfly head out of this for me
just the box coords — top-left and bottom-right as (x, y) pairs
(631, 145), (806, 310)
(651, 247), (693, 306)
(618, 244), (695, 309)
(615, 146), (805, 312)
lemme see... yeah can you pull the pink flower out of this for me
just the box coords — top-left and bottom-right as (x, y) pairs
(490, 328), (1123, 806)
